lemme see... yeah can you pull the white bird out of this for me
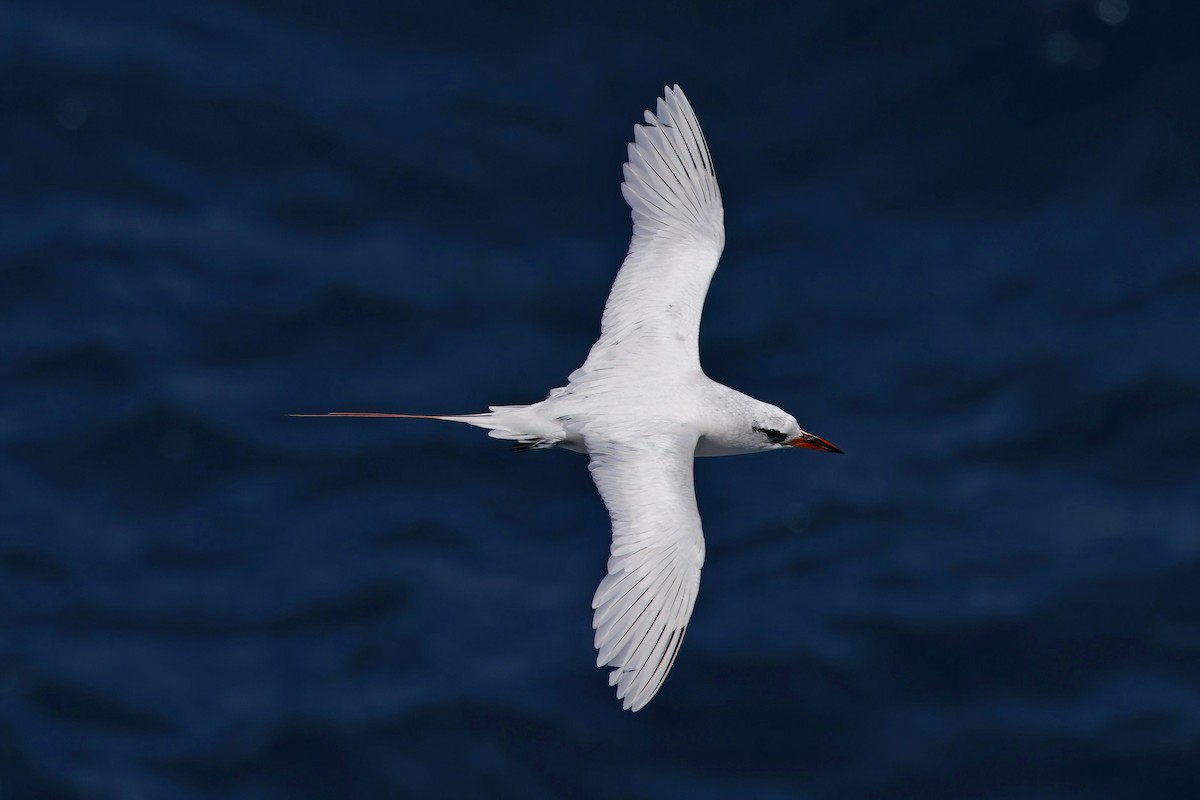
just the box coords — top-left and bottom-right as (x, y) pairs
(297, 85), (841, 711)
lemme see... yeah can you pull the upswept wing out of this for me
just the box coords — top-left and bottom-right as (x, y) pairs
(573, 85), (725, 378)
(586, 430), (705, 711)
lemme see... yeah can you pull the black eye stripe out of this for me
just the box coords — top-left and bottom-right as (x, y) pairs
(753, 426), (787, 444)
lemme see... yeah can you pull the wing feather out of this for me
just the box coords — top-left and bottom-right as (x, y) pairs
(571, 85), (725, 380)
(586, 431), (705, 711)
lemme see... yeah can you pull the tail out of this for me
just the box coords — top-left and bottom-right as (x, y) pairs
(289, 411), (489, 422)
(290, 405), (556, 449)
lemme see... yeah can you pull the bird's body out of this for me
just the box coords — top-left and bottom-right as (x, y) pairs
(452, 376), (797, 458)
(299, 86), (841, 711)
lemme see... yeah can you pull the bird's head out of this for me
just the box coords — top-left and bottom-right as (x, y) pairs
(750, 408), (843, 455)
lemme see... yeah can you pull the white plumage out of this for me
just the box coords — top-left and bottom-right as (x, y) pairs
(300, 85), (842, 711)
(575, 86), (725, 377)
(586, 429), (704, 710)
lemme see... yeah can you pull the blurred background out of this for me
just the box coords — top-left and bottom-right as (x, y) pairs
(3, 0), (1199, 797)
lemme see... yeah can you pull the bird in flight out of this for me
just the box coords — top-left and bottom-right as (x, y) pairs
(297, 86), (841, 711)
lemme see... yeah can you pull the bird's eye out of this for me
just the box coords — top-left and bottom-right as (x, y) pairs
(753, 426), (787, 444)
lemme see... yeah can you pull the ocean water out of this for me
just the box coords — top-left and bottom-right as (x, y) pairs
(3, 1), (1199, 797)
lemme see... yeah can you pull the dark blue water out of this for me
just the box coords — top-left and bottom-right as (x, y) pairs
(4, 1), (1199, 797)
